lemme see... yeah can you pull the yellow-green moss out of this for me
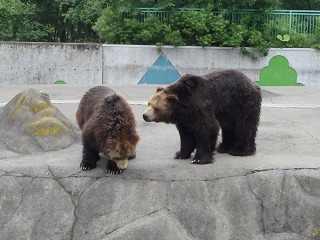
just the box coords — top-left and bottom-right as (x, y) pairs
(15, 94), (27, 106)
(7, 106), (33, 123)
(32, 101), (50, 113)
(25, 117), (69, 137)
(7, 89), (53, 122)
(36, 107), (57, 118)
(7, 105), (20, 122)
(311, 224), (320, 238)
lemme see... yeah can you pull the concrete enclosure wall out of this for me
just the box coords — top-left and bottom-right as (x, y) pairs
(104, 45), (320, 86)
(0, 42), (102, 85)
(1, 42), (319, 86)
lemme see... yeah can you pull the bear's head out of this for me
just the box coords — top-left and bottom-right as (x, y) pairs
(103, 132), (139, 170)
(143, 87), (179, 123)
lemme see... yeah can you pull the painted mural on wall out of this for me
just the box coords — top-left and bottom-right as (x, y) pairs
(257, 55), (304, 86)
(138, 54), (181, 84)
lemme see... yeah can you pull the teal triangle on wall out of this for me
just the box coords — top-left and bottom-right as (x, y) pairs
(138, 54), (181, 84)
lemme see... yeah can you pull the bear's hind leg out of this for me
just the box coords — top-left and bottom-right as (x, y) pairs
(229, 144), (256, 156)
(192, 126), (219, 164)
(229, 118), (258, 156)
(174, 123), (196, 159)
(217, 128), (235, 153)
(80, 143), (100, 170)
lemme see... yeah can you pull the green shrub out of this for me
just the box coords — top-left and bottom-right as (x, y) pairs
(93, 7), (123, 43)
(223, 23), (247, 46)
(93, 8), (319, 59)
(311, 18), (320, 49)
(171, 10), (213, 46)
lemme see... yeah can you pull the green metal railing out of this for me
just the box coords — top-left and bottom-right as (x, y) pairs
(124, 8), (320, 35)
(264, 10), (320, 34)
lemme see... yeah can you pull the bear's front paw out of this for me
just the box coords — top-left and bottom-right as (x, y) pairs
(191, 158), (213, 164)
(174, 151), (181, 159)
(174, 151), (191, 159)
(80, 161), (96, 171)
(106, 160), (123, 175)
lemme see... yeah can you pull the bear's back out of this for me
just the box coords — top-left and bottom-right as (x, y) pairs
(95, 95), (136, 134)
(202, 69), (261, 106)
(202, 70), (257, 91)
(89, 94), (138, 150)
(167, 70), (261, 119)
(76, 86), (116, 129)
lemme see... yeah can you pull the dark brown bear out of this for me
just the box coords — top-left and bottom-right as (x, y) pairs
(143, 69), (261, 164)
(76, 86), (140, 174)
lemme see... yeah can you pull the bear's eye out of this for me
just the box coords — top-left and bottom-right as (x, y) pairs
(154, 107), (159, 112)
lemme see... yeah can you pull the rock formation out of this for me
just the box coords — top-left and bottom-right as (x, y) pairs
(0, 88), (80, 154)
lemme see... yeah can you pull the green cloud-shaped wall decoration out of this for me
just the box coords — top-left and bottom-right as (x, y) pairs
(257, 55), (304, 86)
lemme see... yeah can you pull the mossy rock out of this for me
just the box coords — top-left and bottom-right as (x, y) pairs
(25, 117), (69, 137)
(0, 88), (80, 154)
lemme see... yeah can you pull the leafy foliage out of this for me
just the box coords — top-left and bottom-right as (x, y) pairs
(1, 0), (320, 59)
(282, 0), (320, 10)
(0, 0), (52, 41)
(94, 7), (274, 59)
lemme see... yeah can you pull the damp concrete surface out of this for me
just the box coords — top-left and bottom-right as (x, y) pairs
(0, 85), (320, 240)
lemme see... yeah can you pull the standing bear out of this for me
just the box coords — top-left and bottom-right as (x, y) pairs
(143, 69), (262, 164)
(76, 86), (140, 174)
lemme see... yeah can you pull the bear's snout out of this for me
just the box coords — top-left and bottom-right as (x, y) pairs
(142, 113), (150, 122)
(115, 159), (128, 170)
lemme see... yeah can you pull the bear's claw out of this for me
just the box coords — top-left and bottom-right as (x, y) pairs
(80, 162), (96, 171)
(108, 170), (122, 175)
(174, 151), (191, 159)
(191, 158), (213, 164)
(191, 159), (201, 164)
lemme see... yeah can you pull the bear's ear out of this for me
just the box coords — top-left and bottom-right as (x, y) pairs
(166, 94), (179, 103)
(105, 94), (118, 103)
(183, 74), (198, 87)
(156, 87), (164, 93)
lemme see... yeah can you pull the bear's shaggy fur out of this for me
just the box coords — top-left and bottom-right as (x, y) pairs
(143, 69), (261, 164)
(76, 86), (140, 174)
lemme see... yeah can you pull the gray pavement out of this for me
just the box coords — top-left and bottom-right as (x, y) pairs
(0, 85), (320, 240)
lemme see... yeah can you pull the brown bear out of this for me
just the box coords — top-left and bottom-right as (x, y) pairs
(143, 69), (261, 164)
(76, 86), (140, 174)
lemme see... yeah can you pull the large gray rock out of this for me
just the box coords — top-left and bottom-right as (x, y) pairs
(1, 169), (320, 240)
(0, 88), (80, 153)
(0, 176), (75, 240)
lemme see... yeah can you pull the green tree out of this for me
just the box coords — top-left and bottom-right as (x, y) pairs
(0, 0), (52, 41)
(1, 0), (320, 47)
(4, 0), (111, 42)
(27, 0), (109, 42)
(281, 0), (320, 10)
(60, 0), (109, 42)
